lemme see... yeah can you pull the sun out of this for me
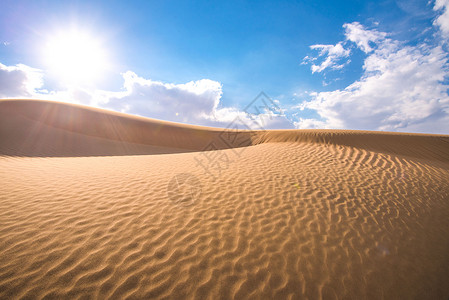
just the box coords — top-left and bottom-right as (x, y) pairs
(44, 29), (109, 86)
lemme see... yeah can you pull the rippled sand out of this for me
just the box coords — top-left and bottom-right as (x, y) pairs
(1, 99), (449, 299)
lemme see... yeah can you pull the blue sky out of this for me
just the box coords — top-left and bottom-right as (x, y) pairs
(1, 0), (449, 133)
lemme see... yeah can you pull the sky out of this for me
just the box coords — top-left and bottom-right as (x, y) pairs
(1, 0), (449, 133)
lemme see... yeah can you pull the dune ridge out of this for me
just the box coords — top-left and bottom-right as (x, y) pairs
(0, 99), (449, 299)
(1, 99), (448, 161)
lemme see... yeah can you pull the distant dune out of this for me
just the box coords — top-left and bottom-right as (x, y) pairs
(1, 99), (448, 299)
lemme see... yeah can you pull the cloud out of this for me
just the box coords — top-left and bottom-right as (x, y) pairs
(303, 42), (351, 73)
(0, 63), (43, 98)
(293, 118), (330, 129)
(0, 63), (294, 130)
(343, 22), (386, 53)
(302, 22), (387, 74)
(103, 71), (223, 123)
(434, 0), (449, 38)
(298, 22), (449, 134)
(101, 71), (293, 129)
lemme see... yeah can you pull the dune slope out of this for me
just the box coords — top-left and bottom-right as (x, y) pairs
(0, 99), (448, 299)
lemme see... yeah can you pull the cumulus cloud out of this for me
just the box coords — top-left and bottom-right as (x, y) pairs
(298, 22), (449, 133)
(0, 63), (293, 129)
(305, 42), (351, 73)
(101, 71), (292, 129)
(294, 118), (330, 129)
(105, 71), (224, 124)
(0, 63), (43, 98)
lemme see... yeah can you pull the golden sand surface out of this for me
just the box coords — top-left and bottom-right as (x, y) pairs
(1, 99), (448, 299)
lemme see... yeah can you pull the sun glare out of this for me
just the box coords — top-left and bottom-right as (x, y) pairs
(44, 30), (108, 86)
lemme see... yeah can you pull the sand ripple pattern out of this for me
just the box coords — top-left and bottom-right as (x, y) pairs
(1, 142), (449, 299)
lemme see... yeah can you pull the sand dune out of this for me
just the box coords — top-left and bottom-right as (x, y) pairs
(0, 99), (253, 156)
(0, 99), (448, 299)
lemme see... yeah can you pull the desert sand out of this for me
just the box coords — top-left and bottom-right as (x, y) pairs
(0, 99), (448, 299)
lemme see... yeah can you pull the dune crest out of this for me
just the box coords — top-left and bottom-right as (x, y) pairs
(1, 99), (449, 299)
(1, 99), (448, 160)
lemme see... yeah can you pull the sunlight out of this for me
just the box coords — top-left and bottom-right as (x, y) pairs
(44, 29), (108, 86)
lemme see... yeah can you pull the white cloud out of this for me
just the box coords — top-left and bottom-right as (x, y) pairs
(434, 0), (449, 38)
(0, 63), (294, 130)
(103, 71), (223, 123)
(0, 63), (43, 98)
(101, 71), (293, 129)
(343, 22), (387, 53)
(298, 22), (449, 134)
(294, 118), (330, 129)
(304, 42), (351, 73)
(302, 22), (387, 74)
